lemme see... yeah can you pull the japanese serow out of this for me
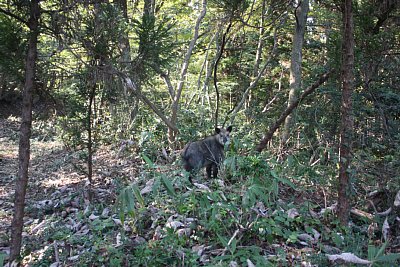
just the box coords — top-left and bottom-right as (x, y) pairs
(181, 126), (232, 182)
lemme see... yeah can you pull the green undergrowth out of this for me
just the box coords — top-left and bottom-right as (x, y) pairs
(24, 148), (400, 266)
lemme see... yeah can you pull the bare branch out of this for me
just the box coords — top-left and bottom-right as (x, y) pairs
(0, 7), (27, 25)
(256, 69), (334, 152)
(110, 68), (179, 133)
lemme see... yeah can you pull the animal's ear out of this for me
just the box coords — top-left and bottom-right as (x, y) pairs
(215, 128), (221, 134)
(226, 125), (233, 132)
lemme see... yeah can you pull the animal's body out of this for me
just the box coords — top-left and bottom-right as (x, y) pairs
(181, 126), (232, 182)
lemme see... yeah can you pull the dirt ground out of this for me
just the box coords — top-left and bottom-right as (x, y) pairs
(0, 115), (141, 263)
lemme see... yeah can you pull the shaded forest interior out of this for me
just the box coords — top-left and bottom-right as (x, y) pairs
(1, 0), (400, 266)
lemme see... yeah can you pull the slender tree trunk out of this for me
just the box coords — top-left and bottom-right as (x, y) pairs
(226, 25), (280, 126)
(213, 20), (232, 128)
(253, 0), (266, 78)
(337, 0), (355, 226)
(282, 0), (309, 144)
(87, 83), (96, 187)
(116, 0), (132, 68)
(168, 0), (207, 143)
(10, 0), (40, 262)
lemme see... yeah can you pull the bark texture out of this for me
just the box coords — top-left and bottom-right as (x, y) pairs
(282, 0), (309, 144)
(10, 0), (40, 262)
(337, 0), (355, 226)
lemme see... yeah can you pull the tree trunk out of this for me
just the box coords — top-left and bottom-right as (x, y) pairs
(115, 0), (132, 68)
(337, 0), (355, 226)
(10, 0), (40, 262)
(213, 20), (232, 129)
(282, 0), (309, 144)
(168, 0), (207, 144)
(87, 82), (96, 186)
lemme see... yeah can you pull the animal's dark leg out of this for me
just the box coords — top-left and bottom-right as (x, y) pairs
(206, 165), (212, 179)
(184, 164), (194, 184)
(212, 164), (218, 178)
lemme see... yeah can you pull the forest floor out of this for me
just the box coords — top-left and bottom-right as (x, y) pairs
(0, 116), (142, 266)
(1, 114), (399, 266)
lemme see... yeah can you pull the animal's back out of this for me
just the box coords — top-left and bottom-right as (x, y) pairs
(181, 141), (205, 170)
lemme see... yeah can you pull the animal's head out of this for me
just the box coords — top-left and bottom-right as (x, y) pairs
(215, 126), (233, 146)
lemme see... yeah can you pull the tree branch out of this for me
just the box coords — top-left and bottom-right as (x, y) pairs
(0, 7), (28, 25)
(256, 69), (334, 152)
(109, 68), (179, 133)
(214, 20), (232, 128)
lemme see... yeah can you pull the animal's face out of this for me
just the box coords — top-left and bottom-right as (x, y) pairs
(215, 126), (233, 146)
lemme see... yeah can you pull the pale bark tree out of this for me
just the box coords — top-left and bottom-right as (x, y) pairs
(8, 0), (40, 262)
(282, 0), (309, 144)
(168, 0), (207, 143)
(117, 0), (207, 144)
(337, 0), (355, 226)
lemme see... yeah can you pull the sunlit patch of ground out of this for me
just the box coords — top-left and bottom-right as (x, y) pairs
(0, 117), (142, 263)
(0, 117), (20, 251)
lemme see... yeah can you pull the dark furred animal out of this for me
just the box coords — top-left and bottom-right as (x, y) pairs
(182, 126), (232, 182)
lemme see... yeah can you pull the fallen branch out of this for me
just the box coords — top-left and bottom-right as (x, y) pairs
(256, 69), (334, 152)
(350, 208), (373, 220)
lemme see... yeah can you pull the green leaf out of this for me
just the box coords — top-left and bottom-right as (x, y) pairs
(375, 253), (400, 263)
(0, 252), (5, 267)
(271, 171), (295, 189)
(375, 242), (388, 258)
(161, 176), (176, 197)
(142, 153), (155, 168)
(368, 244), (376, 261)
(230, 238), (237, 254)
(118, 190), (127, 224)
(217, 233), (228, 247)
(132, 184), (145, 207)
(126, 188), (136, 217)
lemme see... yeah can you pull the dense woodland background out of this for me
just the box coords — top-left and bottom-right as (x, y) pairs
(1, 0), (400, 266)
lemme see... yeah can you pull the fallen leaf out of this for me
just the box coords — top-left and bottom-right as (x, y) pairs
(31, 220), (47, 234)
(101, 207), (110, 217)
(298, 233), (314, 243)
(112, 218), (122, 225)
(193, 183), (211, 191)
(68, 255), (79, 261)
(382, 217), (389, 241)
(287, 208), (299, 219)
(176, 228), (191, 237)
(246, 259), (256, 267)
(140, 179), (154, 195)
(192, 245), (206, 256)
(88, 214), (99, 220)
(115, 233), (122, 247)
(312, 228), (321, 241)
(394, 190), (400, 207)
(327, 252), (371, 264)
(166, 221), (184, 230)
